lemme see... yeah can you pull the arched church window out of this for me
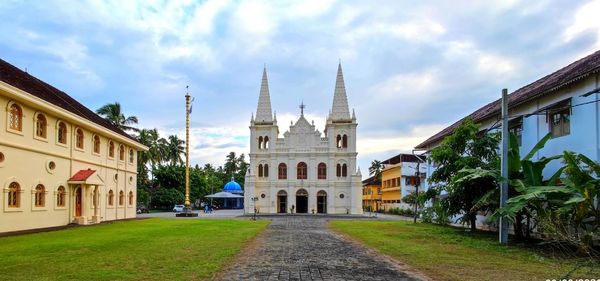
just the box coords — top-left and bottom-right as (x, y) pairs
(342, 164), (348, 177)
(35, 113), (47, 138)
(119, 191), (124, 206)
(336, 164), (341, 177)
(258, 164), (264, 177)
(264, 164), (269, 177)
(336, 135), (342, 148)
(8, 182), (20, 208)
(278, 163), (287, 180)
(108, 190), (114, 206)
(264, 136), (269, 149)
(318, 163), (327, 179)
(35, 184), (45, 207)
(93, 135), (101, 154)
(8, 103), (22, 131)
(297, 162), (307, 180)
(258, 136), (263, 150)
(57, 122), (67, 144)
(57, 186), (66, 207)
(75, 128), (84, 149)
(342, 135), (348, 148)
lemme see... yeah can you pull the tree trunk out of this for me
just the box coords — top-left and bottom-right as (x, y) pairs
(525, 214), (531, 240)
(470, 215), (477, 231)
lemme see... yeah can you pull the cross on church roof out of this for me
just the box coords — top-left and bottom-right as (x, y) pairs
(300, 101), (306, 116)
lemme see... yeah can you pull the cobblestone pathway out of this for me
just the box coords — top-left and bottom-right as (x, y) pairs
(218, 216), (424, 281)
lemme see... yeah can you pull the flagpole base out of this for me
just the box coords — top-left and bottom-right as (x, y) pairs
(175, 207), (198, 217)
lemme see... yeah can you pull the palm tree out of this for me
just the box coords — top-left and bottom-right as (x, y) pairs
(96, 102), (139, 132)
(161, 135), (185, 166)
(369, 160), (383, 179)
(137, 129), (163, 170)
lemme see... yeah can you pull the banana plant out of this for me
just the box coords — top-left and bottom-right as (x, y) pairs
(463, 132), (563, 239)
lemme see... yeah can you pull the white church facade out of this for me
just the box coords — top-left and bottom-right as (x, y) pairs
(244, 64), (363, 215)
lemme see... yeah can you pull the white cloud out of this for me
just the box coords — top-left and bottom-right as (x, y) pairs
(564, 0), (600, 48)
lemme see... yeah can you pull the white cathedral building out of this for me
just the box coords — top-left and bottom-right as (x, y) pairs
(244, 64), (363, 215)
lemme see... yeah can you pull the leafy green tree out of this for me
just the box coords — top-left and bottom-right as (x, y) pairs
(96, 102), (138, 132)
(428, 118), (500, 231)
(151, 188), (184, 209)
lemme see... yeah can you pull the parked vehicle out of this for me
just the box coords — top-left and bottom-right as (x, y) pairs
(173, 205), (185, 212)
(137, 204), (149, 214)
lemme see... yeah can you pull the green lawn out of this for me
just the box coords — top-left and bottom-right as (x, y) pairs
(0, 218), (268, 281)
(330, 220), (598, 281)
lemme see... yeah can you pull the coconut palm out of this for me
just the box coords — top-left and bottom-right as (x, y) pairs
(160, 135), (185, 166)
(369, 160), (383, 179)
(137, 129), (163, 169)
(96, 102), (138, 132)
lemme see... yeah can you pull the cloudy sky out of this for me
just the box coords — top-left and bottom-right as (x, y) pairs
(1, 0), (599, 177)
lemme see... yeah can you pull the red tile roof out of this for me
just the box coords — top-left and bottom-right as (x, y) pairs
(416, 50), (600, 149)
(0, 58), (138, 142)
(69, 169), (97, 181)
(381, 153), (424, 165)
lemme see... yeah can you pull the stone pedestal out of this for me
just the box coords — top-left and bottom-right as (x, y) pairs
(175, 207), (198, 217)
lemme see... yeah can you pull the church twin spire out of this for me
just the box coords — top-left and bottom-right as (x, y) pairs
(255, 67), (273, 123)
(254, 63), (352, 123)
(330, 63), (351, 121)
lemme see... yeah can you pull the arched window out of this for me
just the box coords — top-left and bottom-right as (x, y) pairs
(35, 184), (45, 207)
(258, 136), (263, 150)
(264, 164), (269, 177)
(108, 141), (115, 158)
(8, 182), (20, 208)
(75, 128), (84, 149)
(93, 135), (101, 154)
(318, 163), (327, 179)
(9, 103), (22, 131)
(129, 191), (134, 206)
(336, 135), (342, 148)
(264, 136), (269, 149)
(57, 186), (66, 207)
(129, 148), (134, 163)
(342, 135), (348, 148)
(278, 163), (287, 180)
(336, 164), (341, 177)
(297, 162), (307, 180)
(258, 164), (264, 177)
(119, 191), (124, 206)
(342, 164), (348, 177)
(35, 113), (47, 138)
(119, 145), (125, 161)
(108, 190), (114, 206)
(57, 122), (67, 144)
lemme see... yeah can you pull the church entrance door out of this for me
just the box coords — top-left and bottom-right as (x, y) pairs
(75, 186), (82, 217)
(296, 189), (308, 213)
(277, 190), (287, 213)
(317, 190), (327, 214)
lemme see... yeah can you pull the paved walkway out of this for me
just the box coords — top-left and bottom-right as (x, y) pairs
(218, 216), (425, 281)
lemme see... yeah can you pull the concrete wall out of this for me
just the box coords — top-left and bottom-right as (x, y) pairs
(0, 83), (142, 233)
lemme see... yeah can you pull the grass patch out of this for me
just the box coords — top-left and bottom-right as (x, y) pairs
(0, 218), (268, 281)
(330, 220), (599, 281)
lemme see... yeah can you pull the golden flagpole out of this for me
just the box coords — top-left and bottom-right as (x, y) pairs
(178, 86), (197, 217)
(184, 88), (191, 209)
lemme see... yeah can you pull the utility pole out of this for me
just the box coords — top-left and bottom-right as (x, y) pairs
(412, 150), (425, 223)
(499, 88), (509, 244)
